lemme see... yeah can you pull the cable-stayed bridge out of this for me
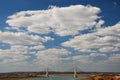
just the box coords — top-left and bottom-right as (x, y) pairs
(40, 66), (90, 80)
(41, 66), (87, 77)
(65, 66), (84, 72)
(42, 66), (85, 73)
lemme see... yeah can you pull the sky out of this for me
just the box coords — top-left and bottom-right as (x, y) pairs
(0, 0), (120, 73)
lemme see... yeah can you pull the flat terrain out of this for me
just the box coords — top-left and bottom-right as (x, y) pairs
(0, 72), (120, 80)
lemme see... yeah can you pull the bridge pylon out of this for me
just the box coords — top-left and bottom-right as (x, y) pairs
(45, 67), (49, 77)
(74, 67), (78, 79)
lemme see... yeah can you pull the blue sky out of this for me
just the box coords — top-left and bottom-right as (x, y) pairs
(0, 0), (120, 72)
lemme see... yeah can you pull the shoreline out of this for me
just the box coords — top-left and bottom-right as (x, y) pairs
(0, 72), (120, 79)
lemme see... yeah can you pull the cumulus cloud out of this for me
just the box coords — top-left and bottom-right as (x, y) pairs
(0, 51), (30, 65)
(2, 55), (30, 64)
(0, 31), (54, 45)
(0, 44), (44, 72)
(96, 22), (120, 36)
(29, 45), (45, 50)
(62, 22), (120, 53)
(36, 48), (71, 63)
(96, 20), (105, 28)
(108, 54), (120, 62)
(0, 4), (120, 72)
(33, 48), (72, 70)
(6, 5), (101, 36)
(90, 53), (107, 57)
(99, 46), (119, 52)
(72, 55), (91, 64)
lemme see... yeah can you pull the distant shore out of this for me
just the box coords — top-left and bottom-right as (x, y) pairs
(0, 72), (120, 79)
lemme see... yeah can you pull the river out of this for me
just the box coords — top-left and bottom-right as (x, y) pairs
(19, 76), (74, 80)
(1, 75), (89, 80)
(17, 76), (89, 80)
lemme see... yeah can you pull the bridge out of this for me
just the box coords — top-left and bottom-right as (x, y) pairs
(42, 66), (89, 80)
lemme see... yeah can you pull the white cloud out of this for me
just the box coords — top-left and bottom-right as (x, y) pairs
(99, 46), (119, 52)
(96, 22), (120, 36)
(35, 48), (71, 68)
(0, 45), (30, 62)
(72, 55), (91, 63)
(2, 55), (30, 64)
(29, 45), (45, 50)
(0, 31), (54, 45)
(108, 54), (120, 62)
(62, 22), (120, 53)
(10, 45), (29, 52)
(90, 53), (107, 57)
(0, 51), (30, 65)
(6, 5), (101, 36)
(96, 19), (105, 28)
(62, 33), (97, 52)
(0, 44), (44, 65)
(36, 48), (71, 60)
(0, 4), (119, 72)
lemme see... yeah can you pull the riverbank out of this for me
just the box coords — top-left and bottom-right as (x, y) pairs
(76, 75), (120, 80)
(0, 72), (120, 80)
(90, 75), (120, 80)
(0, 72), (45, 79)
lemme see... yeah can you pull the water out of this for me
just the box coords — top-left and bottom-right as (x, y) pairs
(19, 76), (75, 80)
(0, 76), (89, 80)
